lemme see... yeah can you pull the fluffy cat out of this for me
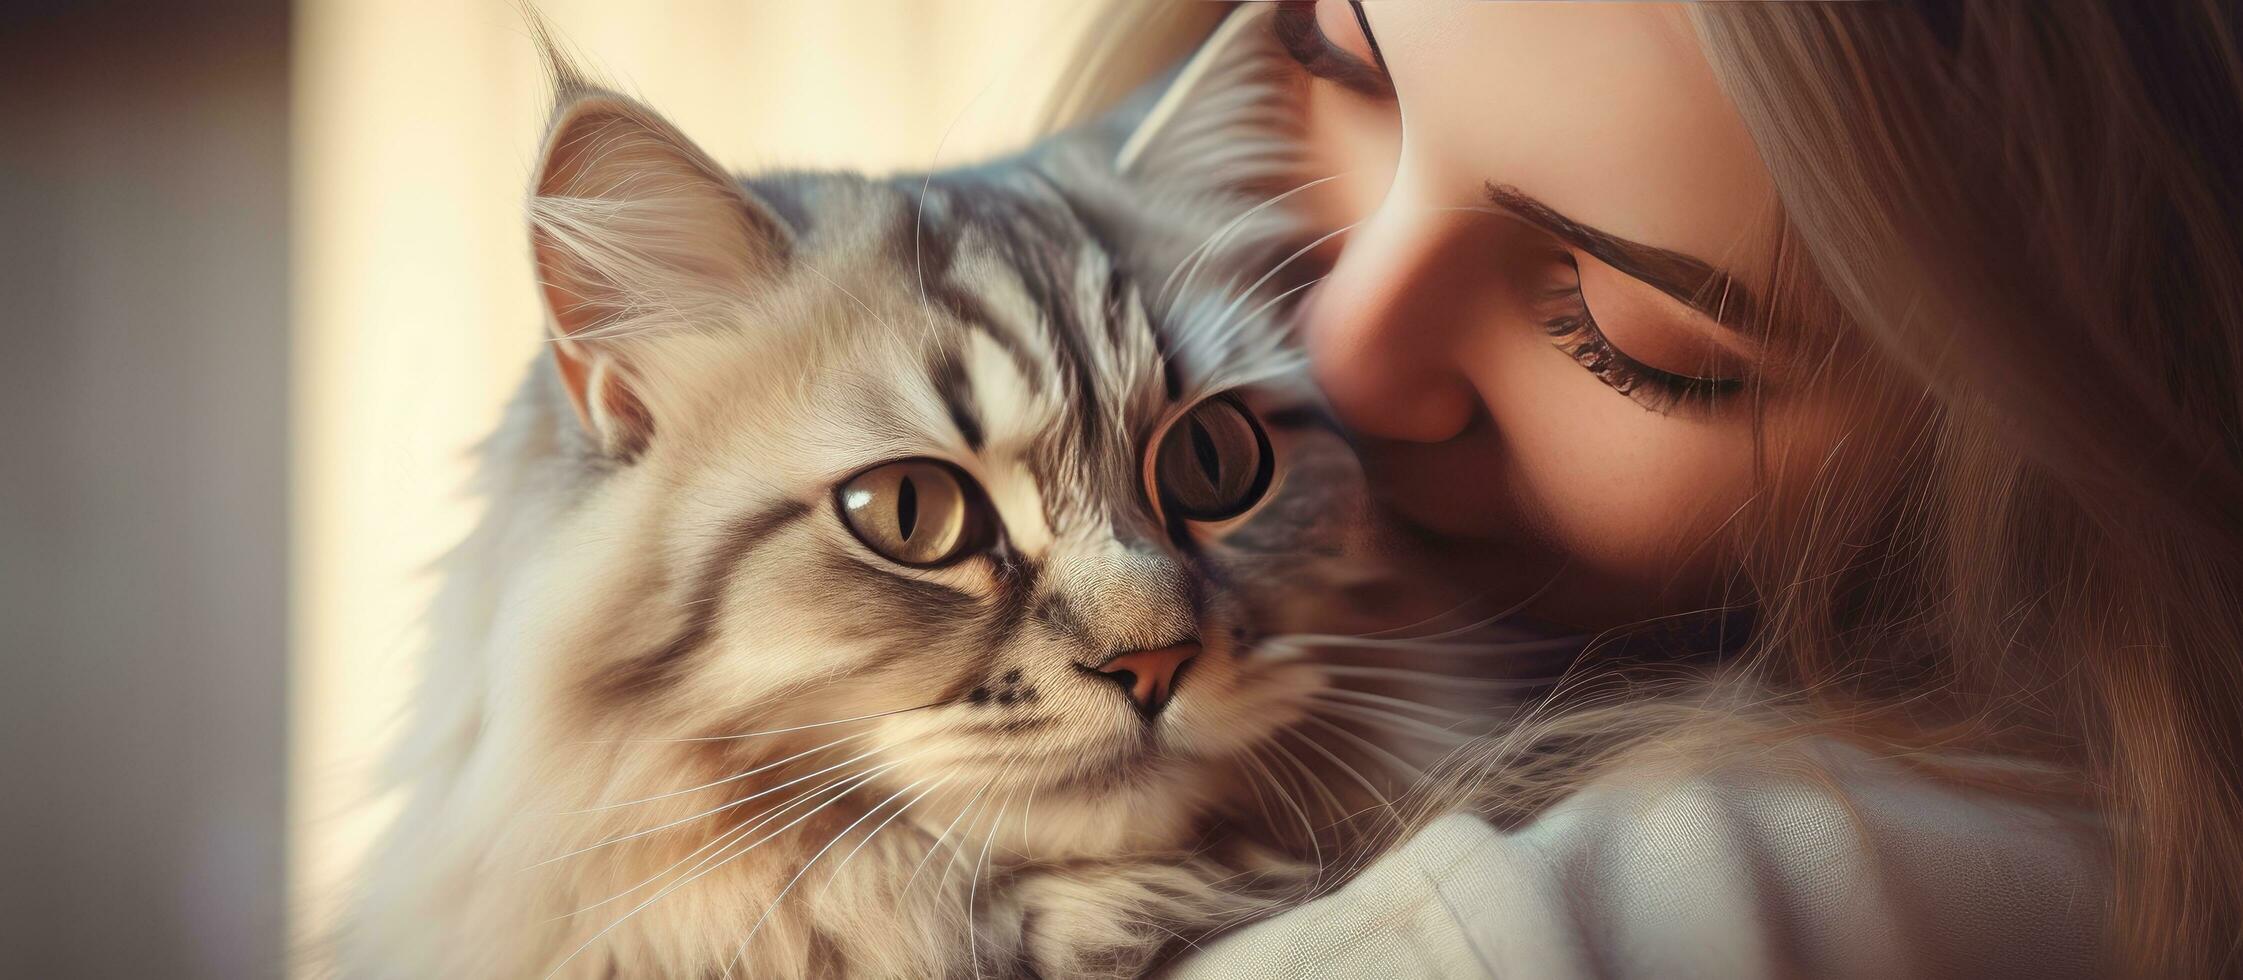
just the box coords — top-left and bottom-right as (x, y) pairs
(340, 13), (1532, 979)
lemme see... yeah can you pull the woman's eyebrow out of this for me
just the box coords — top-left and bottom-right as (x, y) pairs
(1484, 183), (1760, 331)
(1272, 2), (1393, 98)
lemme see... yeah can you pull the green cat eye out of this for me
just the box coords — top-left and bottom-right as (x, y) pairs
(1152, 396), (1274, 522)
(836, 459), (990, 568)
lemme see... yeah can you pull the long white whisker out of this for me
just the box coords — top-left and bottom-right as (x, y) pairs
(1224, 273), (1323, 334)
(1232, 749), (1284, 848)
(1162, 174), (1343, 308)
(1350, 589), (1507, 641)
(1314, 687), (1476, 723)
(965, 788), (1016, 980)
(1278, 727), (1397, 822)
(555, 806), (768, 921)
(722, 774), (937, 977)
(593, 701), (941, 745)
(528, 744), (887, 869)
(553, 752), (898, 922)
(1198, 222), (1356, 335)
(1266, 736), (1347, 828)
(812, 774), (954, 902)
(937, 748), (1028, 898)
(561, 731), (872, 814)
(1314, 663), (1554, 692)
(540, 760), (903, 980)
(1268, 633), (1586, 655)
(1308, 698), (1475, 744)
(1309, 681), (1480, 722)
(1297, 714), (1429, 788)
(1245, 743), (1323, 884)
(901, 775), (997, 897)
(1359, 567), (1573, 644)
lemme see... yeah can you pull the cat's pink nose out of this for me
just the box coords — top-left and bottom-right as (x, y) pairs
(1095, 643), (1200, 718)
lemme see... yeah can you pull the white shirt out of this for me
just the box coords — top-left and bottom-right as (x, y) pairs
(1168, 741), (2105, 979)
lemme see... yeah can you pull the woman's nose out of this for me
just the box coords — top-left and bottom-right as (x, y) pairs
(1303, 203), (1480, 444)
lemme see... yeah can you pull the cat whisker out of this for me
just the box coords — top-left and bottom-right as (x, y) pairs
(1263, 568), (1574, 648)
(542, 760), (906, 980)
(555, 813), (761, 922)
(1173, 271), (1327, 385)
(1242, 742), (1324, 888)
(1269, 632), (1588, 656)
(1012, 748), (1057, 837)
(1346, 588), (1511, 641)
(964, 786), (1018, 980)
(721, 774), (939, 978)
(560, 730), (873, 814)
(1314, 663), (1560, 692)
(1307, 698), (1477, 745)
(972, 749), (1054, 977)
(555, 760), (884, 921)
(912, 85), (973, 319)
(594, 701), (944, 744)
(1295, 714), (1433, 790)
(1230, 748), (1286, 856)
(1314, 686), (1482, 724)
(1276, 727), (1401, 826)
(1199, 223), (1357, 339)
(1159, 173), (1343, 310)
(528, 744), (888, 869)
(1376, 569), (1569, 643)
(811, 773), (953, 902)
(1266, 736), (1350, 831)
(900, 772), (999, 898)
(937, 746), (1030, 899)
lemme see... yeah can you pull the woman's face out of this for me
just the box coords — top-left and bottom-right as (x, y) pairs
(1283, 1), (1826, 630)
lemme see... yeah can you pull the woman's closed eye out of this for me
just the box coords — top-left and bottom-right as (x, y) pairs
(1537, 249), (1750, 416)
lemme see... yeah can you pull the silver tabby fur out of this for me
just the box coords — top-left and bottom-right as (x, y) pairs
(339, 13), (1517, 978)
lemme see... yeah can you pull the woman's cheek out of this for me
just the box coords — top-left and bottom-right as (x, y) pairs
(1471, 330), (1757, 614)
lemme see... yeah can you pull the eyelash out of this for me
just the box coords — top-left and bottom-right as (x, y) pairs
(1540, 258), (1744, 415)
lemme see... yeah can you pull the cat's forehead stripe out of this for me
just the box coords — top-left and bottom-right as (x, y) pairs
(878, 171), (1189, 566)
(903, 203), (1053, 392)
(921, 177), (1146, 459)
(953, 250), (1061, 380)
(961, 331), (1043, 450)
(928, 349), (984, 453)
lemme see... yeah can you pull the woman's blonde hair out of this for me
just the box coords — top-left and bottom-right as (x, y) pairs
(1053, 2), (2243, 974)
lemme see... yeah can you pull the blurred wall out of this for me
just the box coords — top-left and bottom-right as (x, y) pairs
(0, 2), (292, 977)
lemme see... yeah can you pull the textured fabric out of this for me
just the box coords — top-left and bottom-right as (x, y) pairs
(1166, 741), (2106, 979)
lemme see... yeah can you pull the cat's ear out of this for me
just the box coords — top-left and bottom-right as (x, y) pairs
(1114, 4), (1299, 194)
(527, 84), (791, 458)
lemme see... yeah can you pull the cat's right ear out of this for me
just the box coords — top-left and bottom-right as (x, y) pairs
(527, 87), (790, 459)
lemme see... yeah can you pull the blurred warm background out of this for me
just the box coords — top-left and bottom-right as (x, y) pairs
(0, 1), (1204, 975)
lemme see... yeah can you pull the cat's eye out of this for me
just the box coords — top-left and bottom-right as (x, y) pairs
(836, 459), (990, 567)
(1152, 396), (1274, 522)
